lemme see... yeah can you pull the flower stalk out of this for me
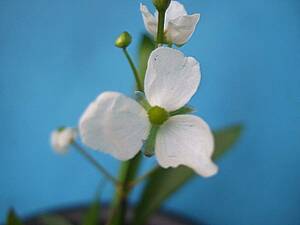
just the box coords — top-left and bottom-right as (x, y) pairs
(156, 9), (166, 46)
(143, 125), (159, 157)
(106, 153), (143, 225)
(128, 166), (159, 187)
(153, 0), (170, 46)
(122, 48), (144, 91)
(72, 142), (119, 186)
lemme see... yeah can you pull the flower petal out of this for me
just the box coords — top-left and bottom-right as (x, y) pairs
(144, 47), (201, 112)
(155, 115), (218, 177)
(166, 14), (200, 45)
(79, 92), (150, 160)
(165, 1), (187, 23)
(140, 3), (157, 37)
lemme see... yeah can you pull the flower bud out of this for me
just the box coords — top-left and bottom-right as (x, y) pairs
(50, 127), (77, 154)
(115, 31), (132, 48)
(152, 0), (171, 11)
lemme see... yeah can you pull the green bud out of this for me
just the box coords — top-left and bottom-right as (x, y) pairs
(152, 0), (171, 11)
(148, 106), (169, 125)
(115, 31), (132, 48)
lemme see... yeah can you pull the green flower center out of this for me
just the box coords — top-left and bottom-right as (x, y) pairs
(148, 106), (169, 125)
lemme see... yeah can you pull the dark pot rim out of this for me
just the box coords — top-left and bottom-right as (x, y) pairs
(21, 202), (203, 225)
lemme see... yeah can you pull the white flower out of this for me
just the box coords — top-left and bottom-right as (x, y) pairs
(140, 1), (200, 46)
(79, 47), (217, 177)
(51, 127), (77, 154)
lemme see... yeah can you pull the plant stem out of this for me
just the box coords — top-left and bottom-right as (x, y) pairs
(156, 10), (166, 46)
(106, 153), (143, 225)
(72, 142), (119, 186)
(122, 48), (143, 91)
(143, 125), (159, 157)
(129, 166), (159, 187)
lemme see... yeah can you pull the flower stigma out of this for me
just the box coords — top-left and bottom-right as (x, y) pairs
(147, 106), (169, 125)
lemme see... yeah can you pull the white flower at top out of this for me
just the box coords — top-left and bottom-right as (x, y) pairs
(79, 47), (217, 177)
(140, 1), (200, 46)
(51, 127), (77, 154)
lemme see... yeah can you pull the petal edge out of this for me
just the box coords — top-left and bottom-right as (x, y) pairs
(140, 3), (158, 37)
(155, 115), (218, 177)
(166, 14), (200, 45)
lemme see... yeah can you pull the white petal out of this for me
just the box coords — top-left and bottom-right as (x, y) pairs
(154, 1), (187, 28)
(144, 47), (201, 112)
(166, 14), (200, 45)
(165, 1), (187, 23)
(51, 128), (77, 154)
(79, 92), (150, 161)
(140, 3), (158, 37)
(155, 115), (218, 177)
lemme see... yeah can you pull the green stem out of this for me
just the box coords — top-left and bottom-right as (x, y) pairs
(156, 10), (166, 46)
(72, 142), (119, 186)
(106, 153), (143, 225)
(129, 166), (159, 187)
(143, 125), (159, 157)
(122, 48), (143, 91)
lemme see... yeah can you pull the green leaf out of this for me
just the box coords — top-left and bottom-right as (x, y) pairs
(212, 124), (244, 160)
(82, 180), (106, 225)
(6, 209), (23, 225)
(132, 124), (243, 225)
(83, 200), (101, 225)
(138, 34), (155, 81)
(40, 215), (72, 225)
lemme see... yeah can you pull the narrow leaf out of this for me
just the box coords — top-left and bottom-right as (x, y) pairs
(83, 200), (101, 225)
(213, 124), (244, 160)
(132, 124), (243, 225)
(6, 209), (23, 225)
(138, 34), (155, 80)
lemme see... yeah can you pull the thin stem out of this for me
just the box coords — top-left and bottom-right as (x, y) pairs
(129, 166), (159, 187)
(122, 48), (143, 91)
(72, 142), (119, 186)
(143, 125), (159, 157)
(106, 153), (142, 225)
(156, 10), (166, 46)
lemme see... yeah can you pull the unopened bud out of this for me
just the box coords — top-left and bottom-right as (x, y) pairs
(115, 31), (132, 48)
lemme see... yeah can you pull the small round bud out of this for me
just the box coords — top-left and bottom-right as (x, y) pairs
(148, 106), (169, 125)
(50, 127), (77, 154)
(152, 0), (171, 11)
(115, 31), (132, 48)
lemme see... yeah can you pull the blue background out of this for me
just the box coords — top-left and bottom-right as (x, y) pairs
(1, 0), (300, 224)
